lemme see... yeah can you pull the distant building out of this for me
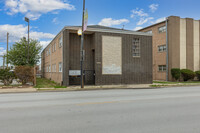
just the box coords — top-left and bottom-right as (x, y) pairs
(41, 25), (152, 86)
(139, 16), (200, 81)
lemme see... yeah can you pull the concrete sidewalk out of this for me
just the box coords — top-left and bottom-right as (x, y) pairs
(0, 84), (151, 93)
(0, 88), (36, 93)
(39, 84), (152, 91)
(1, 82), (200, 94)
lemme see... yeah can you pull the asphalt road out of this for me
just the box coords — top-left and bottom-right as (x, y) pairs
(1, 86), (200, 133)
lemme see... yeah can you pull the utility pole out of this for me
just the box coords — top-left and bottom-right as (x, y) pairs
(7, 32), (9, 68)
(80, 0), (85, 88)
(25, 17), (30, 63)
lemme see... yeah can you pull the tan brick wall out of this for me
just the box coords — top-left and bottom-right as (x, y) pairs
(42, 32), (63, 84)
(139, 22), (166, 80)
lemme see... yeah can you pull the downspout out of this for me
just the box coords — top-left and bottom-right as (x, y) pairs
(50, 47), (52, 80)
(61, 31), (65, 85)
(166, 17), (169, 81)
(61, 33), (64, 85)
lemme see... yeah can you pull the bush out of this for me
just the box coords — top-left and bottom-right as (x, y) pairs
(0, 68), (16, 86)
(195, 71), (200, 81)
(180, 69), (195, 81)
(14, 66), (34, 85)
(171, 68), (181, 81)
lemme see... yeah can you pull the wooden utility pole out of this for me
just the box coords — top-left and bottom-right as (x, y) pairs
(7, 32), (9, 68)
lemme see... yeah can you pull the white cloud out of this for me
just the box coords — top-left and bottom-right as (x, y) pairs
(40, 41), (51, 49)
(0, 24), (55, 42)
(52, 17), (59, 24)
(133, 27), (143, 31)
(5, 0), (75, 20)
(149, 4), (159, 13)
(30, 32), (55, 40)
(152, 17), (166, 24)
(98, 18), (129, 26)
(130, 8), (148, 18)
(0, 47), (6, 56)
(137, 17), (154, 25)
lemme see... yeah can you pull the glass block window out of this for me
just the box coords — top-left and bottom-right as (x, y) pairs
(132, 38), (140, 57)
(158, 26), (166, 33)
(158, 65), (166, 71)
(158, 45), (166, 52)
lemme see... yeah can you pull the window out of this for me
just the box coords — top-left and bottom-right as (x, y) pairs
(132, 38), (140, 57)
(49, 65), (51, 72)
(52, 44), (54, 53)
(52, 64), (56, 72)
(46, 50), (48, 56)
(158, 65), (166, 72)
(49, 48), (51, 55)
(46, 67), (48, 72)
(146, 30), (152, 34)
(59, 37), (62, 47)
(158, 26), (166, 33)
(158, 45), (166, 52)
(52, 43), (56, 53)
(59, 62), (62, 72)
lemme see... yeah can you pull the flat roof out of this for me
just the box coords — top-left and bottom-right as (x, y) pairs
(65, 25), (152, 36)
(42, 25), (152, 53)
(138, 21), (166, 31)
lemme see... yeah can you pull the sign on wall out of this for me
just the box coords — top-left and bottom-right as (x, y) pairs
(69, 70), (81, 76)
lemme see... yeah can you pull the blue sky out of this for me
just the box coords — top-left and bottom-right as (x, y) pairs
(0, 0), (200, 65)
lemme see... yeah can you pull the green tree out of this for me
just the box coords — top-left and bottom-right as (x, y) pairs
(7, 38), (42, 66)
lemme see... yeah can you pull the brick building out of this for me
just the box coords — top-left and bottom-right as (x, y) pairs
(139, 16), (200, 81)
(41, 25), (152, 86)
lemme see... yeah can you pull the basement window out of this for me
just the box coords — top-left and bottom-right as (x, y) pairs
(158, 65), (166, 72)
(132, 38), (140, 57)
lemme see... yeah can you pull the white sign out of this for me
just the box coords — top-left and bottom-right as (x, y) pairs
(69, 70), (81, 76)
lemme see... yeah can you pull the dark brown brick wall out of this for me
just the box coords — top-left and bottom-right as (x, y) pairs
(94, 32), (152, 85)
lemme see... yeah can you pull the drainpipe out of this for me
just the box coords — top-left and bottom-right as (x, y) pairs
(166, 17), (169, 81)
(50, 47), (52, 80)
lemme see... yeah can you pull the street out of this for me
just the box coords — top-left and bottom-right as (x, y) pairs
(1, 86), (200, 133)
